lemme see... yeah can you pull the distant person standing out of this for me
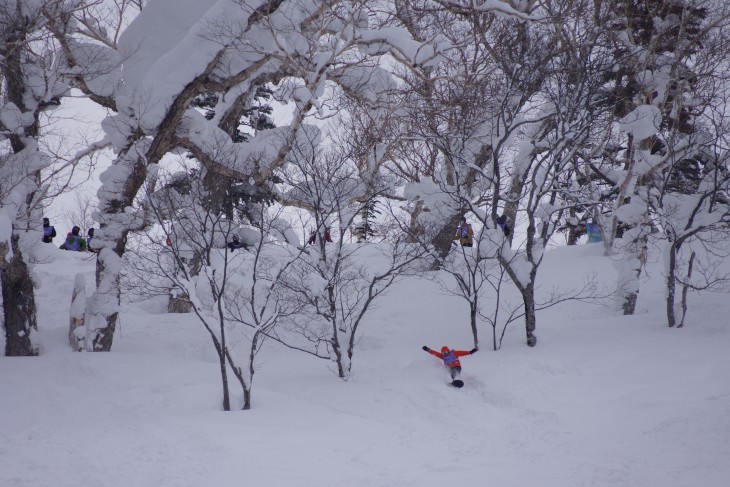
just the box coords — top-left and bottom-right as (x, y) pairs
(60, 226), (87, 252)
(496, 214), (511, 237)
(454, 217), (474, 247)
(86, 228), (96, 252)
(307, 228), (332, 245)
(42, 217), (56, 243)
(586, 221), (602, 243)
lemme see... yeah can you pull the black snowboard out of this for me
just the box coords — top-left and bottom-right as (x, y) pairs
(450, 379), (464, 388)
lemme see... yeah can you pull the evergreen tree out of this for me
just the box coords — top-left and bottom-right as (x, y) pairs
(354, 197), (380, 242)
(188, 85), (279, 223)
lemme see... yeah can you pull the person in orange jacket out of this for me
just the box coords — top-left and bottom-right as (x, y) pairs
(422, 345), (478, 380)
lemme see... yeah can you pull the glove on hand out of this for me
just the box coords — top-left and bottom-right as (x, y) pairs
(422, 346), (429, 352)
(469, 347), (478, 354)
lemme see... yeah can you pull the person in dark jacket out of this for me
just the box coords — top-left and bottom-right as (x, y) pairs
(496, 214), (511, 237)
(86, 228), (96, 252)
(42, 218), (56, 243)
(227, 234), (247, 252)
(422, 345), (478, 380)
(60, 226), (87, 252)
(308, 228), (332, 245)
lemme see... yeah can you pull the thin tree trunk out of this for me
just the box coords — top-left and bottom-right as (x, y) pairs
(218, 350), (231, 411)
(666, 242), (679, 328)
(470, 301), (479, 347)
(331, 321), (346, 379)
(678, 251), (695, 328)
(218, 302), (231, 410)
(243, 387), (251, 410)
(522, 282), (537, 347)
(326, 283), (346, 379)
(499, 255), (538, 348)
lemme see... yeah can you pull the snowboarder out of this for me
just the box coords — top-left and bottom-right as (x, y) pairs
(42, 217), (56, 243)
(454, 217), (474, 247)
(422, 345), (478, 387)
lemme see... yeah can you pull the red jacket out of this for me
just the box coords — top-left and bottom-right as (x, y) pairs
(427, 349), (472, 368)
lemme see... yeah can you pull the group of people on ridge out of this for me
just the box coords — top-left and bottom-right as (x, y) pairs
(307, 228), (332, 245)
(42, 218), (95, 252)
(227, 227), (333, 252)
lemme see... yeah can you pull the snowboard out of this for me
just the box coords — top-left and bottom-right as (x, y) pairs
(450, 379), (464, 388)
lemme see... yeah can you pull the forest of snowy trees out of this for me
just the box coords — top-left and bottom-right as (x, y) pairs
(2, 0), (730, 406)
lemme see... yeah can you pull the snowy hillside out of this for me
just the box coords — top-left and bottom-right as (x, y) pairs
(1, 243), (729, 487)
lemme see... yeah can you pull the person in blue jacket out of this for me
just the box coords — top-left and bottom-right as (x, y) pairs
(60, 226), (87, 252)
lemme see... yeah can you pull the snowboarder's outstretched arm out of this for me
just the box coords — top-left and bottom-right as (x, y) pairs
(453, 347), (478, 357)
(422, 346), (443, 359)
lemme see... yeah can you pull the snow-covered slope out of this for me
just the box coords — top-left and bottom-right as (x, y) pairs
(1, 243), (729, 487)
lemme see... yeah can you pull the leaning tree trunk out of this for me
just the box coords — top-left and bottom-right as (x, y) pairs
(88, 140), (149, 351)
(499, 253), (539, 348)
(2, 236), (38, 356)
(621, 229), (648, 316)
(430, 214), (463, 268)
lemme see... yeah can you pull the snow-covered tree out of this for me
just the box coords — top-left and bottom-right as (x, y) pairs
(431, 217), (506, 350)
(83, 0), (448, 352)
(124, 165), (305, 410)
(655, 128), (730, 327)
(598, 0), (725, 314)
(0, 0), (142, 356)
(278, 139), (427, 378)
(385, 1), (526, 262)
(0, 1), (79, 355)
(222, 204), (306, 409)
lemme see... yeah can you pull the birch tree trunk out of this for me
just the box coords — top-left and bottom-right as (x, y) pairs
(69, 274), (87, 351)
